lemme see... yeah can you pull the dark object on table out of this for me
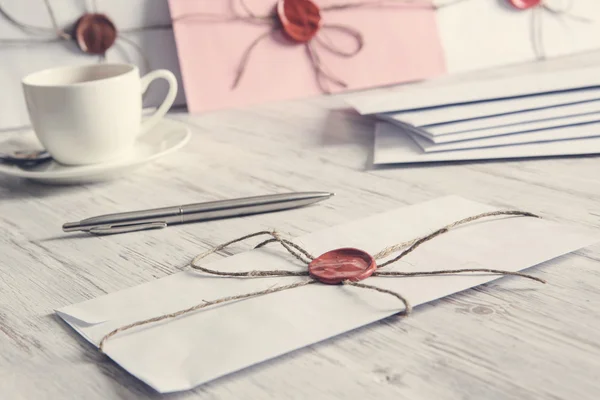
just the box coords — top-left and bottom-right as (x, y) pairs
(0, 150), (52, 167)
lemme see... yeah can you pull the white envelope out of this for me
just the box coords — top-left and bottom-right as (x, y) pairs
(346, 67), (600, 116)
(435, 0), (600, 74)
(425, 99), (600, 138)
(56, 196), (600, 393)
(378, 87), (600, 129)
(374, 121), (600, 164)
(410, 120), (600, 152)
(0, 0), (184, 130)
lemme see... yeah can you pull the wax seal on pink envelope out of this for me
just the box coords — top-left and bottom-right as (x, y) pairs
(309, 248), (376, 284)
(277, 0), (322, 43)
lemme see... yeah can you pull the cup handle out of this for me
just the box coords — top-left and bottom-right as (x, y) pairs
(139, 69), (178, 135)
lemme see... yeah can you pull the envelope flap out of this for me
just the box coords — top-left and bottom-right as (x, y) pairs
(55, 307), (109, 326)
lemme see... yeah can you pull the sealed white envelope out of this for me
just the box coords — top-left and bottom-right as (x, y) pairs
(0, 0), (184, 130)
(435, 0), (600, 74)
(57, 196), (600, 393)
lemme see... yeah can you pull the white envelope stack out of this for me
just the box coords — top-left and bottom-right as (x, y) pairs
(346, 67), (600, 165)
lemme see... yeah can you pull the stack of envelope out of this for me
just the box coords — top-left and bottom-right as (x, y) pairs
(346, 67), (600, 165)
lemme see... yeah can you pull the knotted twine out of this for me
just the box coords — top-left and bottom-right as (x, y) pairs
(0, 0), (459, 92)
(434, 0), (592, 61)
(171, 0), (591, 91)
(99, 209), (546, 351)
(1, 0), (591, 86)
(0, 0), (171, 73)
(518, 0), (593, 60)
(171, 0), (462, 94)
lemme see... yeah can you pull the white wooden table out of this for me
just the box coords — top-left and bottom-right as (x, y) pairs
(2, 52), (600, 399)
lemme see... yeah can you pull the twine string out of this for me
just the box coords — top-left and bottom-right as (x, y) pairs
(42, 0), (69, 39)
(171, 0), (444, 92)
(117, 34), (151, 75)
(322, 0), (439, 12)
(342, 280), (412, 314)
(530, 0), (593, 60)
(0, 0), (55, 34)
(238, 0), (261, 18)
(306, 40), (349, 93)
(375, 210), (540, 267)
(99, 209), (546, 351)
(171, 12), (270, 25)
(315, 24), (363, 57)
(373, 269), (546, 283)
(431, 0), (472, 9)
(169, 0), (255, 23)
(5, 0), (589, 79)
(193, 230), (314, 265)
(231, 29), (274, 89)
(99, 280), (318, 351)
(190, 230), (311, 276)
(0, 0), (161, 72)
(532, 6), (545, 59)
(254, 237), (316, 261)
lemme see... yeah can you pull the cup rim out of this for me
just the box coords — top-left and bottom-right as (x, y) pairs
(22, 63), (138, 87)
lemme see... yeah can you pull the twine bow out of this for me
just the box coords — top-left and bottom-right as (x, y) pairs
(99, 210), (546, 351)
(508, 0), (593, 60)
(172, 0), (442, 94)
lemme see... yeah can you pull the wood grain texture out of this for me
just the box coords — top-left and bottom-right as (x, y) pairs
(2, 51), (600, 399)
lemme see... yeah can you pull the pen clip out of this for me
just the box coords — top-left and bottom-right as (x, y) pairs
(88, 221), (168, 235)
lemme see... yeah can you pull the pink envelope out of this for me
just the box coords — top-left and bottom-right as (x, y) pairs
(168, 0), (445, 113)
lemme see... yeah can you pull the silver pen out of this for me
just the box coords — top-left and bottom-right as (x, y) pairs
(62, 191), (334, 235)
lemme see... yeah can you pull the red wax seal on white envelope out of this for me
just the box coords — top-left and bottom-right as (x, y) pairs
(309, 248), (377, 284)
(508, 0), (542, 9)
(277, 0), (322, 43)
(74, 13), (117, 55)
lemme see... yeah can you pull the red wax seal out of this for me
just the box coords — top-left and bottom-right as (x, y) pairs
(277, 0), (321, 43)
(508, 0), (542, 9)
(309, 248), (377, 285)
(74, 13), (117, 55)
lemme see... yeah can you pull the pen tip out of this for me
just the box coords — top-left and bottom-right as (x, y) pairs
(62, 222), (80, 232)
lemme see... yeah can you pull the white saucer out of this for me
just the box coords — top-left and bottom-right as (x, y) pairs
(0, 118), (190, 184)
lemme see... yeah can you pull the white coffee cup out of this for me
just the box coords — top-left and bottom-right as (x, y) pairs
(22, 63), (177, 165)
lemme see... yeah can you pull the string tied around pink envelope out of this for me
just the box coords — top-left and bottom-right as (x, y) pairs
(171, 0), (450, 94)
(0, 0), (171, 73)
(99, 209), (547, 352)
(508, 0), (593, 60)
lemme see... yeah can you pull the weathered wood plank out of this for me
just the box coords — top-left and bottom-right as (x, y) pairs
(1, 51), (600, 399)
